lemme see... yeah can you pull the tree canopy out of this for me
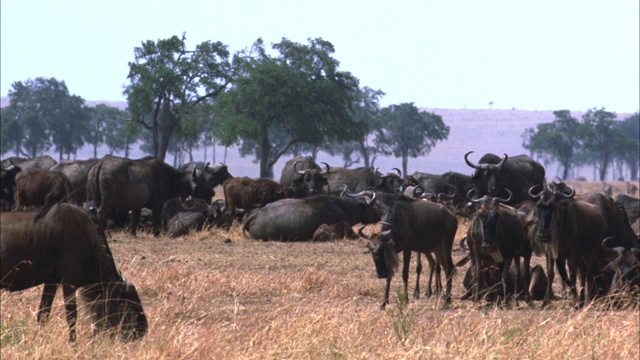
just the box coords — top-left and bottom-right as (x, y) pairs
(214, 37), (365, 177)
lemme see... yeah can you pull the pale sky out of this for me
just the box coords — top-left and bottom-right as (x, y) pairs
(1, 1), (639, 112)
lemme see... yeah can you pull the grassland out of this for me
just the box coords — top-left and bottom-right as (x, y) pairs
(1, 181), (638, 359)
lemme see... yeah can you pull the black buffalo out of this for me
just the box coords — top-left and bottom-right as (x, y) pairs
(179, 161), (233, 202)
(280, 156), (329, 197)
(0, 161), (21, 210)
(14, 167), (72, 221)
(1, 203), (148, 342)
(50, 158), (100, 205)
(325, 166), (403, 194)
(404, 171), (474, 214)
(242, 189), (380, 241)
(465, 151), (545, 206)
(88, 155), (206, 236)
(1, 155), (58, 170)
(363, 196), (458, 308)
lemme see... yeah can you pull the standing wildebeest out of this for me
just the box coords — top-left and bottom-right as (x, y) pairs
(362, 196), (457, 308)
(465, 151), (545, 206)
(179, 161), (233, 202)
(530, 182), (606, 306)
(88, 155), (205, 236)
(465, 189), (531, 304)
(0, 161), (21, 211)
(14, 167), (72, 221)
(224, 177), (293, 216)
(50, 158), (100, 205)
(0, 203), (148, 342)
(280, 156), (329, 197)
(243, 189), (380, 241)
(1, 155), (58, 170)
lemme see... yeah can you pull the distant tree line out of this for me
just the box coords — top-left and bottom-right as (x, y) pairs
(522, 109), (639, 181)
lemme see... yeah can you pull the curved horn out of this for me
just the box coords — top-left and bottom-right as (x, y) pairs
(339, 184), (350, 198)
(459, 236), (469, 250)
(493, 188), (513, 203)
(495, 153), (508, 170)
(528, 184), (544, 199)
(413, 186), (424, 198)
(601, 236), (619, 251)
(374, 167), (383, 178)
(380, 228), (392, 237)
(392, 168), (402, 177)
(357, 225), (370, 240)
(438, 184), (457, 200)
(320, 162), (330, 175)
(293, 160), (305, 175)
(556, 184), (575, 198)
(464, 151), (483, 170)
(466, 188), (477, 201)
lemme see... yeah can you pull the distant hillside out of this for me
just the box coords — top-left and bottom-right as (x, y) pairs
(1, 97), (634, 180)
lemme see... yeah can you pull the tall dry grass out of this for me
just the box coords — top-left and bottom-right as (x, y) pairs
(2, 181), (638, 359)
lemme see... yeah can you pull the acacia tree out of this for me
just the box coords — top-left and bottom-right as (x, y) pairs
(376, 103), (449, 175)
(523, 110), (582, 180)
(124, 33), (238, 161)
(613, 113), (639, 180)
(580, 107), (627, 181)
(214, 37), (365, 178)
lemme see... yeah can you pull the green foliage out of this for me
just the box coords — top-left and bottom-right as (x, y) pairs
(214, 37), (364, 177)
(581, 107), (627, 181)
(124, 33), (236, 160)
(390, 289), (416, 345)
(376, 103), (449, 175)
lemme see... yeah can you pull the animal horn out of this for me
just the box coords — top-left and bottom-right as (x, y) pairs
(375, 167), (383, 178)
(392, 168), (402, 176)
(528, 184), (544, 199)
(466, 188), (477, 200)
(556, 184), (575, 198)
(493, 188), (513, 203)
(495, 153), (508, 170)
(601, 236), (619, 251)
(464, 151), (484, 170)
(293, 160), (305, 175)
(459, 236), (469, 250)
(320, 162), (330, 175)
(357, 225), (370, 240)
(438, 184), (457, 200)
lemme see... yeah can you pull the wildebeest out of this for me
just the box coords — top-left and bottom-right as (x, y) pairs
(530, 182), (606, 306)
(600, 236), (640, 293)
(87, 155), (205, 236)
(312, 221), (358, 241)
(615, 193), (640, 228)
(0, 203), (148, 342)
(14, 167), (72, 221)
(460, 262), (548, 302)
(363, 196), (457, 308)
(224, 177), (293, 216)
(50, 158), (100, 205)
(0, 161), (21, 211)
(179, 161), (233, 202)
(243, 188), (380, 241)
(465, 189), (531, 304)
(465, 151), (545, 206)
(1, 155), (58, 170)
(404, 171), (474, 215)
(280, 156), (329, 197)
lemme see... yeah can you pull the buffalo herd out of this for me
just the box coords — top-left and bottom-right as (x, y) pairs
(1, 151), (639, 341)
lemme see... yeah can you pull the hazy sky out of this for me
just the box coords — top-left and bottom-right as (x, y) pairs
(2, 1), (638, 112)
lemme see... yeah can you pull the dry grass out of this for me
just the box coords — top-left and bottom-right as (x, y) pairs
(2, 182), (638, 359)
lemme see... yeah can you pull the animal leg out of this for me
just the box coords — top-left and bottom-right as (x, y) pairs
(37, 284), (58, 324)
(543, 249), (555, 308)
(62, 285), (78, 342)
(402, 250), (411, 303)
(413, 252), (422, 299)
(381, 277), (392, 310)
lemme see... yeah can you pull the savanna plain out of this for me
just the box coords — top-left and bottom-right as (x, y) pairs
(1, 181), (638, 359)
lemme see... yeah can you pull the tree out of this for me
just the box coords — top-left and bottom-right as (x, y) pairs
(580, 107), (626, 181)
(613, 113), (639, 181)
(0, 106), (23, 156)
(124, 33), (237, 161)
(5, 77), (87, 159)
(214, 38), (365, 178)
(522, 110), (581, 180)
(376, 103), (449, 175)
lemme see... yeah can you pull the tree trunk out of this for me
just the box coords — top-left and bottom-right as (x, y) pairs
(402, 152), (409, 178)
(260, 133), (271, 178)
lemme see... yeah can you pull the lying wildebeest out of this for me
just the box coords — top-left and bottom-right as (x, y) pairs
(465, 151), (545, 206)
(0, 161), (21, 210)
(312, 221), (358, 241)
(460, 261), (548, 302)
(88, 155), (206, 236)
(600, 236), (640, 293)
(178, 161), (233, 202)
(50, 158), (100, 205)
(362, 195), (457, 308)
(243, 188), (380, 241)
(1, 155), (58, 170)
(280, 156), (328, 197)
(0, 203), (148, 342)
(224, 177), (293, 216)
(530, 182), (606, 306)
(466, 189), (531, 304)
(14, 167), (72, 221)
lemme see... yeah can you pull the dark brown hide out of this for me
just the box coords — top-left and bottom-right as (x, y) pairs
(312, 221), (358, 241)
(14, 168), (71, 221)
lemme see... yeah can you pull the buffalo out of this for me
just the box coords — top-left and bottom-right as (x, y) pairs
(179, 161), (233, 202)
(325, 166), (403, 194)
(1, 155), (57, 170)
(615, 193), (639, 228)
(363, 195), (457, 308)
(404, 171), (474, 215)
(87, 155), (206, 236)
(0, 161), (21, 210)
(280, 156), (329, 197)
(465, 151), (545, 206)
(243, 188), (380, 241)
(1, 203), (148, 342)
(224, 177), (293, 216)
(50, 158), (100, 205)
(14, 167), (72, 221)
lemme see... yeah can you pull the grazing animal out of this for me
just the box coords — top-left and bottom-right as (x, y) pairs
(404, 171), (474, 215)
(362, 196), (457, 308)
(530, 182), (606, 306)
(179, 161), (233, 202)
(224, 177), (293, 216)
(466, 189), (531, 304)
(465, 151), (545, 206)
(0, 204), (148, 342)
(280, 156), (328, 197)
(600, 236), (640, 292)
(0, 161), (21, 210)
(14, 167), (72, 221)
(243, 189), (380, 241)
(87, 155), (204, 236)
(50, 158), (100, 205)
(312, 221), (358, 241)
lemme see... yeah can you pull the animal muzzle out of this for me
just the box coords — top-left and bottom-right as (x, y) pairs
(481, 241), (498, 250)
(536, 229), (551, 243)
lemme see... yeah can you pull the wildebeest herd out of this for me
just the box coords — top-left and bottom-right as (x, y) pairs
(1, 152), (639, 341)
